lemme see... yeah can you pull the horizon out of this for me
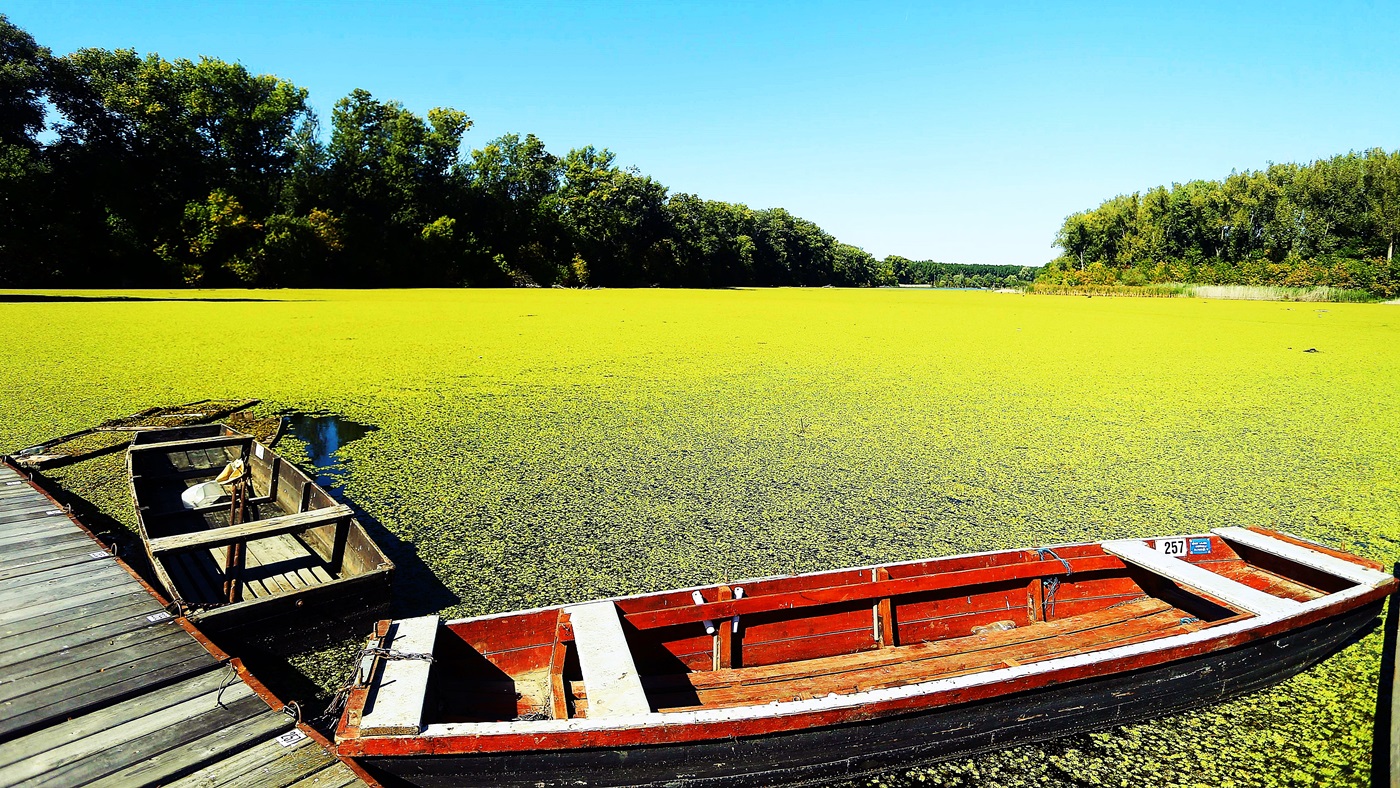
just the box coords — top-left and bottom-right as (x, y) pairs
(9, 0), (1399, 266)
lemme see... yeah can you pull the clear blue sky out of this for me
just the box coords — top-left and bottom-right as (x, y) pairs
(9, 1), (1399, 265)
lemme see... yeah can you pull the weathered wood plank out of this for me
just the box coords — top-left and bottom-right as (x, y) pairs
(0, 623), (194, 701)
(0, 543), (108, 583)
(0, 598), (159, 666)
(0, 649), (217, 740)
(0, 536), (99, 570)
(39, 695), (275, 787)
(0, 575), (147, 629)
(285, 764), (362, 788)
(0, 553), (121, 594)
(0, 680), (261, 785)
(0, 665), (232, 769)
(150, 505), (352, 555)
(128, 434), (250, 455)
(360, 615), (439, 736)
(165, 731), (330, 788)
(565, 601), (651, 718)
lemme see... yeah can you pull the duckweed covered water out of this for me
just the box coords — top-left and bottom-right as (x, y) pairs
(2, 288), (1397, 787)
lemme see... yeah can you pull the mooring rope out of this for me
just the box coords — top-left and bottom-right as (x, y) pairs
(1035, 547), (1074, 620)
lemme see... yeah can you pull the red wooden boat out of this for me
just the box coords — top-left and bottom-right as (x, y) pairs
(335, 527), (1395, 786)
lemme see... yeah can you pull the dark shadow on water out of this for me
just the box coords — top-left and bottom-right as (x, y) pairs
(284, 413), (461, 619)
(0, 293), (298, 303)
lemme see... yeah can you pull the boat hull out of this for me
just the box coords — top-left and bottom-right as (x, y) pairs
(361, 600), (1381, 787)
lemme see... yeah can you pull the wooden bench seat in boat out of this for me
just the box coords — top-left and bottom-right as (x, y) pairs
(564, 601), (650, 718)
(1102, 539), (1299, 617)
(360, 615), (439, 736)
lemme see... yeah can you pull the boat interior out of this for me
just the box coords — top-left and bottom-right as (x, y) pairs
(128, 424), (383, 608)
(374, 529), (1375, 729)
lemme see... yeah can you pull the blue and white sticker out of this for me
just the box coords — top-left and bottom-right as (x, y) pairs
(1188, 537), (1213, 555)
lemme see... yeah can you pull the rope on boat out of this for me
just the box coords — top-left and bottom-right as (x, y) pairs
(1035, 548), (1073, 620)
(215, 662), (239, 708)
(313, 642), (437, 728)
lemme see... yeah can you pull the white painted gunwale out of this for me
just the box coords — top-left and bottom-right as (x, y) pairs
(388, 533), (1388, 739)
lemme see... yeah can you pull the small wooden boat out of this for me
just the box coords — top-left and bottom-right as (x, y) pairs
(335, 528), (1394, 787)
(126, 424), (393, 638)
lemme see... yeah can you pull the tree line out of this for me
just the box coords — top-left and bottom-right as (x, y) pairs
(1041, 149), (1400, 297)
(2, 16), (928, 289)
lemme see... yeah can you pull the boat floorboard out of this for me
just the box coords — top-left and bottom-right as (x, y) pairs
(0, 464), (371, 788)
(563, 596), (1229, 715)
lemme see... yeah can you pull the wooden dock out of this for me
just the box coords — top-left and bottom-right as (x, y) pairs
(0, 462), (375, 787)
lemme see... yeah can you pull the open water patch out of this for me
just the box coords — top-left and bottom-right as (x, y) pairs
(282, 413), (378, 496)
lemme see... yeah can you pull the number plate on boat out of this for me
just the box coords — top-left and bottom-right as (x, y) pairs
(277, 729), (307, 747)
(1188, 537), (1213, 555)
(1155, 538), (1188, 557)
(146, 611), (172, 622)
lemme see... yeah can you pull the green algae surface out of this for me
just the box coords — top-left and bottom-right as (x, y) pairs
(2, 288), (1398, 787)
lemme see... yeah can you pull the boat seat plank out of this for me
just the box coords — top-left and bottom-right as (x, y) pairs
(128, 434), (251, 454)
(565, 601), (651, 718)
(1101, 539), (1300, 617)
(1214, 526), (1394, 586)
(360, 615), (439, 736)
(150, 504), (353, 555)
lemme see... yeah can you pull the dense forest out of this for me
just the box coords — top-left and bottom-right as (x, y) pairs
(1, 16), (941, 289)
(1042, 150), (1400, 297)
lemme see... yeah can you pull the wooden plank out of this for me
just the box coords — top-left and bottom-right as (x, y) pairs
(127, 434), (249, 454)
(82, 706), (293, 788)
(286, 764), (361, 788)
(150, 505), (353, 555)
(165, 731), (331, 788)
(716, 585), (734, 670)
(549, 613), (570, 720)
(0, 572), (141, 628)
(0, 624), (194, 702)
(0, 599), (163, 667)
(0, 589), (155, 641)
(577, 597), (1170, 698)
(0, 648), (217, 740)
(1214, 526), (1394, 586)
(876, 567), (896, 647)
(0, 554), (122, 594)
(0, 544), (108, 583)
(1102, 540), (1300, 617)
(564, 601), (650, 718)
(0, 536), (98, 570)
(0, 666), (232, 769)
(0, 680), (261, 785)
(359, 615), (439, 736)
